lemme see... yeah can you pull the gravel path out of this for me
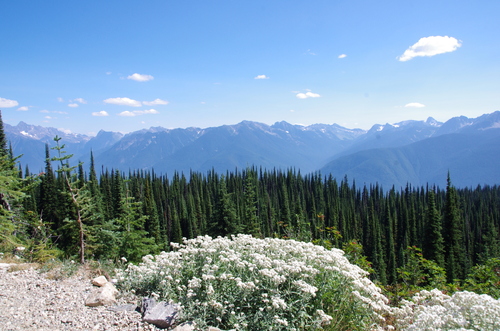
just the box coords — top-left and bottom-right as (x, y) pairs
(0, 263), (156, 330)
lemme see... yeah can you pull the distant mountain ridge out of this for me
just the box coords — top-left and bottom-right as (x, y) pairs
(5, 111), (500, 189)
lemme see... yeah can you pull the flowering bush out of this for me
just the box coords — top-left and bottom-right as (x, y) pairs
(117, 234), (390, 330)
(393, 288), (500, 330)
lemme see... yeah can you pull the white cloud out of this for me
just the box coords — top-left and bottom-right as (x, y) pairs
(104, 97), (142, 107)
(92, 111), (109, 117)
(0, 97), (19, 108)
(398, 36), (462, 62)
(254, 75), (269, 79)
(73, 98), (87, 104)
(338, 54), (347, 59)
(142, 109), (159, 115)
(17, 106), (29, 111)
(296, 91), (321, 99)
(68, 103), (79, 108)
(118, 109), (159, 117)
(404, 102), (426, 108)
(127, 73), (154, 82)
(57, 97), (64, 102)
(41, 109), (68, 114)
(143, 98), (169, 106)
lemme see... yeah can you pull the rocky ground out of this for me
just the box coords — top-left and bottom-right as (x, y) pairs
(0, 263), (157, 331)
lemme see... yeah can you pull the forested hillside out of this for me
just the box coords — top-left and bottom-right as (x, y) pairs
(2, 111), (499, 288)
(18, 151), (500, 285)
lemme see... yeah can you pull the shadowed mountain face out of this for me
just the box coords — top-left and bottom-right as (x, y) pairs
(6, 111), (500, 189)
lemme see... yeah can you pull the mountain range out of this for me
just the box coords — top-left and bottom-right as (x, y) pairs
(5, 111), (500, 189)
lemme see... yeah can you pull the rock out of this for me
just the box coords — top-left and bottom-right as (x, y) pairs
(142, 298), (180, 329)
(108, 304), (139, 312)
(141, 297), (156, 315)
(172, 321), (196, 331)
(85, 282), (118, 307)
(91, 275), (108, 287)
(206, 327), (222, 331)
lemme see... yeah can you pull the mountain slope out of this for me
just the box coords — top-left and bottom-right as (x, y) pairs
(320, 129), (500, 188)
(5, 111), (500, 188)
(150, 121), (363, 174)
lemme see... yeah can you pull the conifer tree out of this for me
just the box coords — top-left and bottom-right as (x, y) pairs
(0, 151), (25, 243)
(116, 187), (157, 262)
(385, 201), (397, 284)
(210, 175), (239, 236)
(39, 144), (61, 231)
(443, 173), (466, 281)
(169, 204), (183, 244)
(242, 169), (261, 237)
(142, 175), (161, 244)
(0, 110), (8, 157)
(50, 136), (87, 263)
(424, 188), (445, 267)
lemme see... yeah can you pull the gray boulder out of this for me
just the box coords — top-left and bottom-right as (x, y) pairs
(141, 297), (180, 329)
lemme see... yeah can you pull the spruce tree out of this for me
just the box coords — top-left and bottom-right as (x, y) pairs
(142, 175), (161, 244)
(39, 144), (61, 231)
(443, 173), (466, 282)
(242, 169), (261, 237)
(0, 110), (8, 157)
(116, 191), (157, 262)
(210, 175), (239, 236)
(424, 188), (445, 267)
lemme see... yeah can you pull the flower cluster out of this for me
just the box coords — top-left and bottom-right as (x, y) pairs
(117, 234), (390, 330)
(393, 288), (500, 330)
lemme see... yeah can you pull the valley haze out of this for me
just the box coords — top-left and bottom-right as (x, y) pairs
(5, 111), (500, 190)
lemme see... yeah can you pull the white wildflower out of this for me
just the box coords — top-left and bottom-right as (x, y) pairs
(293, 279), (318, 296)
(271, 296), (288, 309)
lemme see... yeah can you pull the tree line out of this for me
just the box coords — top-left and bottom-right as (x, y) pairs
(1, 113), (499, 286)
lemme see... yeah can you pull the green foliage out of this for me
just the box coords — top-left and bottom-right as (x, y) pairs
(342, 240), (374, 274)
(424, 188), (445, 267)
(19, 210), (61, 262)
(0, 155), (25, 235)
(393, 246), (447, 302)
(463, 257), (500, 299)
(443, 173), (467, 282)
(116, 196), (157, 263)
(50, 136), (87, 263)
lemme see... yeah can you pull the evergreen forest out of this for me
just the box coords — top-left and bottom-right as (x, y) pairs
(1, 112), (499, 291)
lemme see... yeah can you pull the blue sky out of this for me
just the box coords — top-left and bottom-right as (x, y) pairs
(1, 0), (499, 135)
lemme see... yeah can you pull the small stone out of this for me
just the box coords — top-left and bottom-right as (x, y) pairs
(91, 275), (108, 287)
(108, 304), (139, 312)
(172, 321), (196, 331)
